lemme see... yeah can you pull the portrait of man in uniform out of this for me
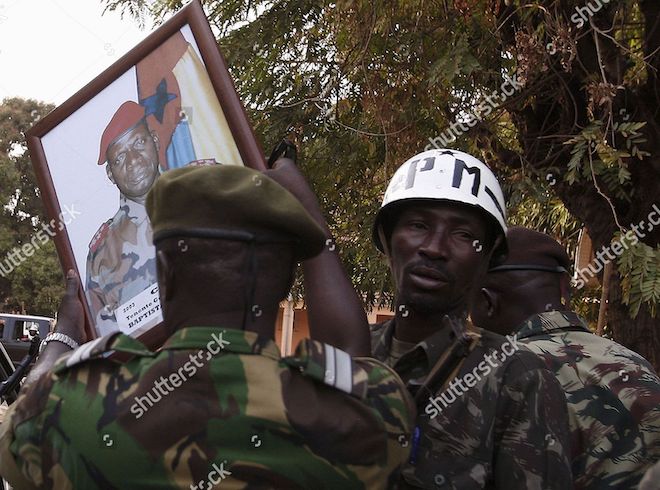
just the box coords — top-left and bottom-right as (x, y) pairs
(86, 102), (160, 336)
(85, 30), (249, 336)
(30, 8), (260, 342)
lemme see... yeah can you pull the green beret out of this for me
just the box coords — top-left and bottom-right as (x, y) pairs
(488, 226), (570, 274)
(145, 164), (326, 260)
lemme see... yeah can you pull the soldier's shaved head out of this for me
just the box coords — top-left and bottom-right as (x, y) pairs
(471, 227), (572, 335)
(155, 236), (295, 338)
(471, 269), (566, 335)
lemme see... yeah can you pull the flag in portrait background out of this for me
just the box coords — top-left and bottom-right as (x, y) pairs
(136, 30), (243, 170)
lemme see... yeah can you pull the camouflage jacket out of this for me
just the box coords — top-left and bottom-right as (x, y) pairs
(371, 318), (573, 489)
(85, 196), (158, 336)
(0, 327), (415, 489)
(515, 310), (660, 489)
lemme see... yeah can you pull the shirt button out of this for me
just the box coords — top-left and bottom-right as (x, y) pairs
(434, 474), (446, 486)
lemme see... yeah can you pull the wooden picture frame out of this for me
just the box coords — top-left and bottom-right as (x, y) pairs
(27, 0), (264, 348)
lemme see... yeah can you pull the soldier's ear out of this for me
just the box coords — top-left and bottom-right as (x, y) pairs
(480, 287), (498, 318)
(150, 130), (159, 151)
(106, 164), (116, 184)
(156, 249), (175, 302)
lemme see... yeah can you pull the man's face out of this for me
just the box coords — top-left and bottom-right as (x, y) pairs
(106, 121), (159, 199)
(388, 202), (491, 315)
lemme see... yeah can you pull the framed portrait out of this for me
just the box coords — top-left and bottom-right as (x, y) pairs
(27, 0), (265, 347)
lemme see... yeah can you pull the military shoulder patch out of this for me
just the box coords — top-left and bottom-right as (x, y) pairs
(54, 332), (122, 374)
(89, 221), (111, 253)
(188, 158), (219, 166)
(284, 339), (368, 400)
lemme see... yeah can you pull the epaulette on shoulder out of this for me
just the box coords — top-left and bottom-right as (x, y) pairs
(188, 158), (219, 166)
(54, 332), (122, 374)
(89, 220), (112, 253)
(284, 339), (368, 400)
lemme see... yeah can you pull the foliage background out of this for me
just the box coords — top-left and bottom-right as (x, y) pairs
(2, 0), (657, 369)
(0, 98), (63, 316)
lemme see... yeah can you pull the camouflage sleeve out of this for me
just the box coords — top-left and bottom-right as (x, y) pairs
(85, 251), (105, 325)
(357, 357), (416, 484)
(85, 252), (117, 335)
(0, 403), (39, 489)
(0, 372), (56, 488)
(493, 358), (573, 489)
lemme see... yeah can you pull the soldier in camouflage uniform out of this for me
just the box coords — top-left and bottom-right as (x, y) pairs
(86, 101), (161, 335)
(0, 164), (415, 489)
(471, 226), (660, 489)
(370, 149), (573, 488)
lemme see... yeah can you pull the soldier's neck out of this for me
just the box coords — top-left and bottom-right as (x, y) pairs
(165, 309), (278, 339)
(124, 195), (147, 206)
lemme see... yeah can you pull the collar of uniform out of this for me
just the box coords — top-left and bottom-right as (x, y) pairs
(161, 326), (281, 361)
(371, 318), (396, 360)
(119, 195), (149, 224)
(515, 310), (590, 340)
(376, 318), (458, 377)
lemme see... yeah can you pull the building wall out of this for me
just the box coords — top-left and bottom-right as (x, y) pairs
(274, 301), (394, 354)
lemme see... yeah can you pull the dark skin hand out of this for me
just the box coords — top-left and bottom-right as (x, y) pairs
(264, 159), (371, 357)
(24, 270), (87, 386)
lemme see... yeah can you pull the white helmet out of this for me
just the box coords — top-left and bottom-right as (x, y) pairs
(373, 149), (507, 259)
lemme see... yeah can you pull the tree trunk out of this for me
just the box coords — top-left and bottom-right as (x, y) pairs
(493, 0), (660, 375)
(608, 272), (660, 374)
